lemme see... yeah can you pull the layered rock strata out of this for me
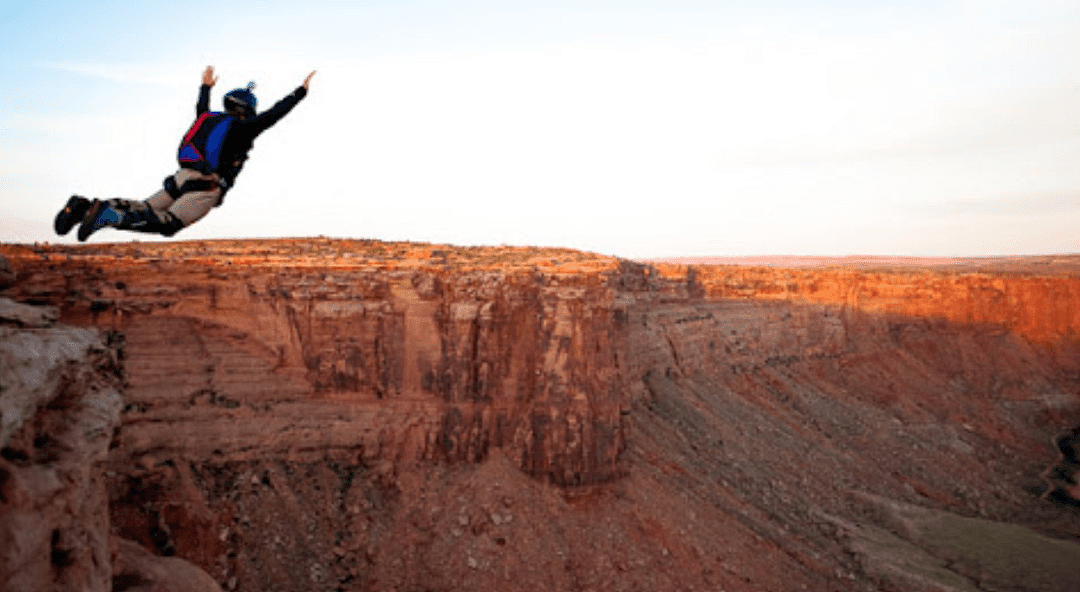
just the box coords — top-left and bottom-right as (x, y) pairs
(2, 240), (1080, 592)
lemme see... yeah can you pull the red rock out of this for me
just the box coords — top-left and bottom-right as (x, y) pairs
(0, 311), (120, 592)
(3, 240), (1080, 592)
(112, 537), (223, 592)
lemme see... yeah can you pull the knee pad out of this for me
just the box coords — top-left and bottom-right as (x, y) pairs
(163, 176), (183, 199)
(164, 176), (219, 199)
(178, 179), (218, 194)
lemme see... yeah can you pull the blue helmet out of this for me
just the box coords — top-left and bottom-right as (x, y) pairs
(223, 82), (257, 116)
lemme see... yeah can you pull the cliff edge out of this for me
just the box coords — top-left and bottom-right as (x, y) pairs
(3, 239), (1080, 592)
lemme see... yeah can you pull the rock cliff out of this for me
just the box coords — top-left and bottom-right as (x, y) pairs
(3, 239), (1080, 592)
(0, 293), (226, 592)
(0, 297), (121, 592)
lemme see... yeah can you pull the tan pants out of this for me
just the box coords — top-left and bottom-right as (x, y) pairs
(108, 168), (223, 226)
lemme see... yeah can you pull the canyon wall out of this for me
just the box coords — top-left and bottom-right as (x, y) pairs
(16, 243), (631, 486)
(3, 240), (1080, 592)
(0, 298), (121, 592)
(0, 294), (225, 592)
(673, 262), (1080, 346)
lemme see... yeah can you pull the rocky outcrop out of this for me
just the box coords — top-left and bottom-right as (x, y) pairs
(0, 298), (121, 592)
(3, 240), (1080, 592)
(0, 297), (222, 592)
(111, 538), (223, 592)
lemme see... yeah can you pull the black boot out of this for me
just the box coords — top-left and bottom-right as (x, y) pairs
(54, 195), (92, 235)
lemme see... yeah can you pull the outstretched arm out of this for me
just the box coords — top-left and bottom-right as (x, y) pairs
(196, 65), (217, 115)
(249, 70), (316, 135)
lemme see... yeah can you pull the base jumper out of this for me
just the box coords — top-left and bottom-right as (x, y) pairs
(53, 66), (315, 241)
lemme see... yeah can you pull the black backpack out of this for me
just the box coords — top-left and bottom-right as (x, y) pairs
(177, 112), (235, 174)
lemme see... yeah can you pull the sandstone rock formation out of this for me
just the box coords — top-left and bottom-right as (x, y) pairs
(0, 296), (222, 592)
(3, 239), (1080, 592)
(1, 297), (121, 592)
(111, 537), (223, 592)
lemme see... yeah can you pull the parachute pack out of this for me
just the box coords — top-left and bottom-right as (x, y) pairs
(177, 112), (235, 174)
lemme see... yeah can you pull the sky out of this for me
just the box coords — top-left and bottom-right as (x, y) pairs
(2, 0), (1080, 258)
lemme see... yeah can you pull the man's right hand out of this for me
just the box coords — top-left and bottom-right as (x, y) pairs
(202, 66), (218, 87)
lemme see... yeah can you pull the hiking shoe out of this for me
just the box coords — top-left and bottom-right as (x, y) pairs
(53, 195), (91, 235)
(76, 200), (122, 242)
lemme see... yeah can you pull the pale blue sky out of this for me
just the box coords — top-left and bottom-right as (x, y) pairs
(3, 0), (1080, 257)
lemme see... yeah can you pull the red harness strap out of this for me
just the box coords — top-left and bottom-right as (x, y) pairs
(183, 112), (214, 145)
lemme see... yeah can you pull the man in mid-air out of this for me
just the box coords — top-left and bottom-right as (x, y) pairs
(54, 65), (315, 241)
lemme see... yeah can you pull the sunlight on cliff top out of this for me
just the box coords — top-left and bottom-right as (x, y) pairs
(0, 237), (622, 274)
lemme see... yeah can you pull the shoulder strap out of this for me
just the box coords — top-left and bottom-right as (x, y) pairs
(182, 111), (216, 145)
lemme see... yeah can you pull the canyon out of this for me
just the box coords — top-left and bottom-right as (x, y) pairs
(3, 238), (1080, 592)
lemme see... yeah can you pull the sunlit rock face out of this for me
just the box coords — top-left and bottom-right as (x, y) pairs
(4, 240), (1080, 592)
